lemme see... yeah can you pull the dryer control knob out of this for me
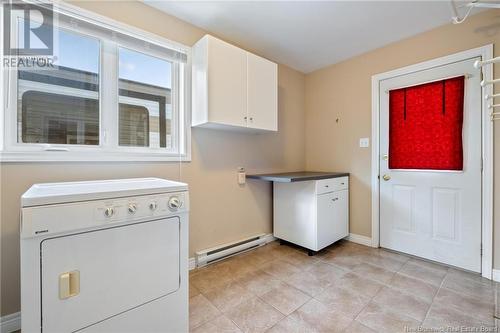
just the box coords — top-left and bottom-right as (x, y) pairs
(128, 203), (137, 214)
(149, 202), (158, 211)
(104, 207), (115, 218)
(168, 196), (181, 210)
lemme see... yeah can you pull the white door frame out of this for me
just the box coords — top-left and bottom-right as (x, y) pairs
(371, 45), (493, 279)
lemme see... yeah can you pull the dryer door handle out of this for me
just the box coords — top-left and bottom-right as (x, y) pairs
(59, 270), (80, 300)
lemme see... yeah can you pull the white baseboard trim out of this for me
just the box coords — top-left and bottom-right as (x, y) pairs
(262, 234), (277, 244)
(345, 233), (373, 247)
(0, 312), (20, 333)
(492, 269), (500, 282)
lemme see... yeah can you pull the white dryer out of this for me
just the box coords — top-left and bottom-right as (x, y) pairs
(20, 178), (189, 333)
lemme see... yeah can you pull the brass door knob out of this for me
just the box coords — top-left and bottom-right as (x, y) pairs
(382, 174), (391, 181)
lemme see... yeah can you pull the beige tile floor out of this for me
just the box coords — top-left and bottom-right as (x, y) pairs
(189, 240), (498, 333)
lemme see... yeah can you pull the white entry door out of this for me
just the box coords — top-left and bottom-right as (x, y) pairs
(379, 57), (482, 272)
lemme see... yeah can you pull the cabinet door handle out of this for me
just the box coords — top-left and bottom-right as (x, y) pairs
(332, 198), (338, 201)
(244, 116), (248, 120)
(249, 117), (253, 121)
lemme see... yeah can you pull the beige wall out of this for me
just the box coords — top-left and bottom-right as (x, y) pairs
(305, 10), (500, 262)
(0, 1), (306, 316)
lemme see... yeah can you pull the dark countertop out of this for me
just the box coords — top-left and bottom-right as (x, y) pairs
(246, 171), (349, 183)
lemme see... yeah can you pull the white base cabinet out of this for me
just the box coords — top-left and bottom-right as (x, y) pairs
(192, 35), (278, 132)
(274, 176), (349, 252)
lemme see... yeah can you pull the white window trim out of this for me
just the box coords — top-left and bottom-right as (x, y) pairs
(0, 1), (192, 162)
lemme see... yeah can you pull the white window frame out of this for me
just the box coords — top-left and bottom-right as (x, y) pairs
(0, 1), (192, 162)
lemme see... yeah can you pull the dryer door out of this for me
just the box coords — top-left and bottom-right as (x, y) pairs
(41, 217), (180, 332)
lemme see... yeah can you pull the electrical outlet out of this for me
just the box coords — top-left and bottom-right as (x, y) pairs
(237, 167), (246, 185)
(359, 138), (370, 148)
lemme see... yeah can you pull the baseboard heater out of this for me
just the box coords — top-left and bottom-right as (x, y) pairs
(195, 234), (268, 268)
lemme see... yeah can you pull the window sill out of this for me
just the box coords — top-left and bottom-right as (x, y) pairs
(0, 151), (191, 163)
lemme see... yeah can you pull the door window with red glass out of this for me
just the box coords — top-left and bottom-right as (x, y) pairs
(388, 76), (465, 170)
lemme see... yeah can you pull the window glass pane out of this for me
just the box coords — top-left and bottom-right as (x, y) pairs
(119, 103), (149, 147)
(118, 48), (172, 149)
(17, 28), (100, 145)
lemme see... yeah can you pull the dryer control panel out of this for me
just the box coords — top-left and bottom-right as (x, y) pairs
(95, 192), (187, 222)
(21, 191), (189, 239)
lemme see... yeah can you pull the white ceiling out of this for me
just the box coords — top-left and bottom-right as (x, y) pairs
(145, 1), (470, 73)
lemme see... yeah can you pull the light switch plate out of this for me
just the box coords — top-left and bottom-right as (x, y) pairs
(359, 138), (370, 148)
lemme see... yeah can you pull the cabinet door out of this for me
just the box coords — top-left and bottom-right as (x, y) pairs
(247, 53), (278, 131)
(208, 37), (247, 127)
(317, 190), (349, 250)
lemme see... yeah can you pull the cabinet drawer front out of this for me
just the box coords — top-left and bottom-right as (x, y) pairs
(316, 177), (348, 194)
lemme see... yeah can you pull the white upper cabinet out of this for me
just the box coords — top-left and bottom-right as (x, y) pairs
(192, 35), (278, 132)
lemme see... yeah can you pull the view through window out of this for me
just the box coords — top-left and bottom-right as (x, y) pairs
(118, 47), (173, 149)
(18, 28), (100, 145)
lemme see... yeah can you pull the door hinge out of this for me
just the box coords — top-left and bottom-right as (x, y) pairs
(481, 158), (484, 172)
(480, 244), (483, 256)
